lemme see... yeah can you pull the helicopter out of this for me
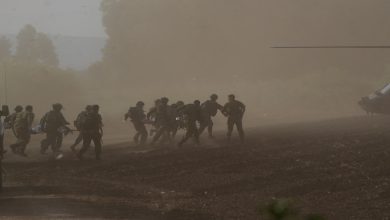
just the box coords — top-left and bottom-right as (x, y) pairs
(272, 44), (390, 115)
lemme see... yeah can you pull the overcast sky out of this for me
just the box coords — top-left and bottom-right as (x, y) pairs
(0, 0), (105, 37)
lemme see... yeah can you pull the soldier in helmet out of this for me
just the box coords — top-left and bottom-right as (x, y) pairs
(40, 103), (70, 155)
(168, 101), (185, 139)
(222, 94), (246, 143)
(70, 105), (92, 152)
(199, 94), (223, 138)
(125, 101), (148, 146)
(78, 105), (103, 160)
(4, 105), (23, 136)
(147, 99), (161, 137)
(178, 100), (202, 147)
(151, 97), (171, 145)
(10, 105), (35, 156)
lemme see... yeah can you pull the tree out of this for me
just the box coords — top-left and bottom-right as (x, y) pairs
(0, 36), (12, 62)
(15, 24), (38, 63)
(15, 24), (59, 67)
(36, 33), (59, 67)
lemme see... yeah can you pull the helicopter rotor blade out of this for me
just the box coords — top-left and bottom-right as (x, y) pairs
(272, 45), (390, 49)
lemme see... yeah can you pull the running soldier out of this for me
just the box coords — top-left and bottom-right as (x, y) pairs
(70, 105), (92, 152)
(4, 105), (23, 136)
(151, 97), (171, 145)
(78, 105), (103, 160)
(40, 103), (70, 155)
(10, 105), (34, 156)
(178, 100), (202, 147)
(223, 95), (246, 143)
(168, 101), (185, 139)
(147, 99), (161, 137)
(199, 94), (223, 138)
(125, 101), (148, 146)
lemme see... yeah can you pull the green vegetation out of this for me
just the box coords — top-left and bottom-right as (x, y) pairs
(261, 199), (326, 220)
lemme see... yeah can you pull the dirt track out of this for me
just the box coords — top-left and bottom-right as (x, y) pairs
(2, 116), (390, 219)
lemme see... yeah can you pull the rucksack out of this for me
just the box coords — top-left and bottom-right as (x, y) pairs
(82, 113), (100, 130)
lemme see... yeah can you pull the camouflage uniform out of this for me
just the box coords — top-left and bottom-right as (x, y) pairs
(199, 96), (223, 138)
(151, 98), (171, 145)
(125, 102), (148, 145)
(178, 101), (202, 147)
(78, 106), (103, 160)
(70, 106), (91, 152)
(40, 104), (69, 154)
(11, 108), (34, 156)
(223, 95), (246, 142)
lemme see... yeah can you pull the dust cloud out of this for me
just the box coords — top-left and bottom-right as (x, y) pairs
(2, 0), (390, 128)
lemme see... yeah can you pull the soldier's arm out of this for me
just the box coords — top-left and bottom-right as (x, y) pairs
(239, 102), (246, 114)
(222, 103), (229, 116)
(60, 113), (70, 125)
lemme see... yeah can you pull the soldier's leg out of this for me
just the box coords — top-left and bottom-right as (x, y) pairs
(133, 122), (140, 144)
(52, 132), (63, 153)
(179, 122), (195, 146)
(151, 127), (164, 144)
(78, 133), (92, 159)
(193, 124), (200, 145)
(236, 119), (245, 143)
(139, 124), (148, 145)
(71, 132), (83, 150)
(207, 119), (214, 138)
(92, 133), (102, 160)
(227, 118), (234, 141)
(40, 137), (50, 154)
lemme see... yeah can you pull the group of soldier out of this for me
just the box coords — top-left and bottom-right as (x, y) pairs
(125, 94), (246, 147)
(1, 93), (245, 160)
(3, 103), (103, 160)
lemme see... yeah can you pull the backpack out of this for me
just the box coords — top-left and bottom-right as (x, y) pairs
(82, 113), (100, 130)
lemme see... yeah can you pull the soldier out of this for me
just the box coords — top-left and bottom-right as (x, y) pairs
(78, 105), (103, 160)
(125, 101), (148, 146)
(168, 101), (185, 139)
(40, 103), (70, 155)
(4, 105), (23, 136)
(178, 100), (202, 147)
(10, 105), (35, 156)
(70, 105), (92, 152)
(223, 94), (246, 143)
(199, 94), (223, 138)
(151, 97), (171, 145)
(147, 99), (161, 137)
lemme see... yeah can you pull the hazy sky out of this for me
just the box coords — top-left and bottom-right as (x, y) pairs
(0, 0), (105, 37)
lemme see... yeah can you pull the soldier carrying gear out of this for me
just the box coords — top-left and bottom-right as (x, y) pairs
(125, 101), (148, 146)
(151, 97), (172, 145)
(78, 105), (103, 160)
(147, 99), (161, 137)
(199, 94), (223, 138)
(40, 103), (70, 155)
(10, 105), (34, 157)
(223, 94), (246, 143)
(4, 105), (23, 134)
(70, 105), (92, 152)
(178, 100), (202, 147)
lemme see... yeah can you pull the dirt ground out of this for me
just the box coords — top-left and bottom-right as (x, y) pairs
(2, 116), (390, 219)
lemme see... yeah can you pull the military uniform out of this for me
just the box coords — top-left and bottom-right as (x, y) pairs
(40, 110), (69, 154)
(126, 106), (147, 145)
(199, 100), (223, 138)
(223, 99), (246, 142)
(11, 110), (34, 155)
(78, 110), (103, 160)
(151, 101), (172, 145)
(70, 110), (89, 151)
(178, 102), (202, 147)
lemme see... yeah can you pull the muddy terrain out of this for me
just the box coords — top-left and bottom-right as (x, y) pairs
(2, 116), (390, 219)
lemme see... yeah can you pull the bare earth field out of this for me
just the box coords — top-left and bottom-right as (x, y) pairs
(2, 116), (390, 219)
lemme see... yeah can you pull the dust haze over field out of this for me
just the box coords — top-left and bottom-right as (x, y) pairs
(2, 0), (390, 126)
